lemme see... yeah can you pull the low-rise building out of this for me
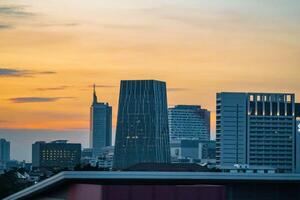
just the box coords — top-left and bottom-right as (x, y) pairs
(32, 140), (81, 170)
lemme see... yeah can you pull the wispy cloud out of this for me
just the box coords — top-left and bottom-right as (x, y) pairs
(0, 24), (13, 29)
(88, 84), (116, 88)
(168, 87), (189, 92)
(35, 85), (71, 91)
(9, 97), (75, 103)
(34, 22), (80, 28)
(102, 24), (151, 30)
(0, 5), (34, 17)
(0, 68), (56, 77)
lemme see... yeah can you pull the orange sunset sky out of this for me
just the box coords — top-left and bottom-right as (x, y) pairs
(1, 0), (300, 160)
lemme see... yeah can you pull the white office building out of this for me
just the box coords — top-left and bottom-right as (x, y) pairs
(216, 92), (296, 173)
(168, 105), (210, 143)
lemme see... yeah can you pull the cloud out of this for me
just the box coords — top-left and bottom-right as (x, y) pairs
(9, 97), (75, 103)
(0, 5), (34, 31)
(168, 88), (189, 92)
(0, 5), (34, 17)
(0, 68), (56, 77)
(102, 24), (151, 30)
(89, 84), (116, 88)
(35, 86), (71, 91)
(34, 22), (80, 28)
(0, 4), (79, 30)
(0, 24), (13, 29)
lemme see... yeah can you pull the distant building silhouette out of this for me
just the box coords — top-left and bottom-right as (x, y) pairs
(113, 80), (171, 170)
(32, 140), (81, 169)
(168, 105), (210, 143)
(90, 84), (112, 156)
(216, 92), (296, 173)
(0, 138), (10, 162)
(124, 162), (211, 172)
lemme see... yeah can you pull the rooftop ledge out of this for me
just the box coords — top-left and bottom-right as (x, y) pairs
(4, 171), (300, 200)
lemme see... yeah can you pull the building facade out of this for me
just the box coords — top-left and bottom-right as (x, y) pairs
(171, 140), (215, 161)
(296, 103), (300, 173)
(32, 140), (81, 169)
(216, 92), (296, 173)
(90, 84), (112, 156)
(168, 105), (210, 143)
(0, 138), (10, 162)
(113, 80), (171, 170)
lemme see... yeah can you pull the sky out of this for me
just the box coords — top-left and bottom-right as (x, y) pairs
(0, 0), (300, 161)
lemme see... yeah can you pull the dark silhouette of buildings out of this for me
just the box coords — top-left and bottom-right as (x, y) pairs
(113, 80), (171, 170)
(124, 163), (211, 172)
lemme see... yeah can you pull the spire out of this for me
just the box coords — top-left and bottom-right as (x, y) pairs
(93, 83), (97, 103)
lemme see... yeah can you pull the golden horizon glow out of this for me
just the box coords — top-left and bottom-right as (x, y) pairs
(1, 0), (300, 138)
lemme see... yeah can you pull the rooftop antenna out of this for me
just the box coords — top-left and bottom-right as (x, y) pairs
(93, 83), (97, 103)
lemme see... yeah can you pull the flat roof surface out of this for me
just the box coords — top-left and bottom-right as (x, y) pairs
(5, 171), (300, 200)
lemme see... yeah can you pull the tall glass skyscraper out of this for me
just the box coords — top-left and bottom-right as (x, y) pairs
(216, 92), (296, 173)
(90, 85), (112, 156)
(113, 80), (171, 170)
(168, 105), (210, 143)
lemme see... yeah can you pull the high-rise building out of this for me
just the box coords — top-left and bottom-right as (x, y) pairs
(168, 105), (210, 143)
(113, 80), (171, 170)
(296, 118), (300, 173)
(32, 140), (81, 169)
(295, 103), (300, 173)
(216, 92), (296, 172)
(90, 84), (112, 156)
(0, 139), (10, 162)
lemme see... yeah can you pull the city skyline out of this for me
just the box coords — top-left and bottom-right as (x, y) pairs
(1, 83), (299, 162)
(1, 0), (300, 129)
(1, 0), (300, 161)
(1, 1), (300, 199)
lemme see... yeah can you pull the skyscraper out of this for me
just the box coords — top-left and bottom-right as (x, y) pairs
(0, 138), (10, 162)
(168, 105), (210, 143)
(216, 92), (296, 173)
(113, 80), (171, 170)
(90, 84), (112, 156)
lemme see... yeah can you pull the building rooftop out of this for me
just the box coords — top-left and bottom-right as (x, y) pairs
(4, 171), (300, 200)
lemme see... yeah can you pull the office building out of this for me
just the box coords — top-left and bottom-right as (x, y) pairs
(172, 140), (215, 161)
(201, 140), (216, 160)
(0, 138), (10, 162)
(113, 80), (171, 170)
(296, 103), (300, 173)
(216, 92), (296, 172)
(180, 140), (201, 159)
(32, 140), (81, 169)
(168, 105), (210, 143)
(90, 84), (112, 156)
(97, 146), (114, 169)
(82, 148), (93, 159)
